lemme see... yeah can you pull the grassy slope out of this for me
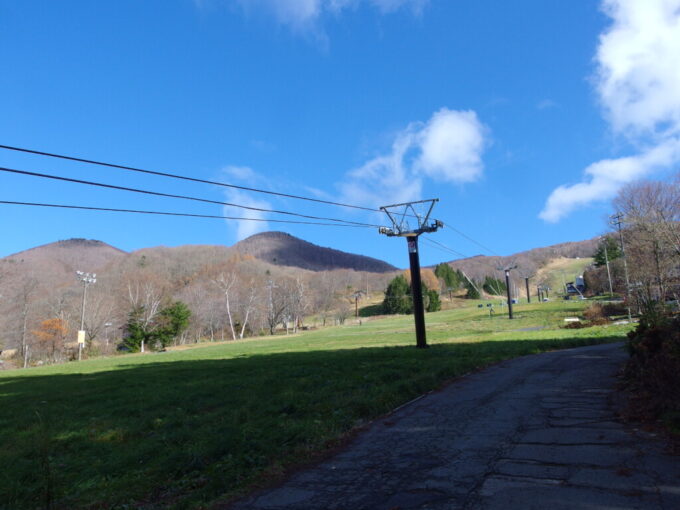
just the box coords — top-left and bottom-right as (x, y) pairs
(535, 257), (594, 296)
(0, 300), (629, 509)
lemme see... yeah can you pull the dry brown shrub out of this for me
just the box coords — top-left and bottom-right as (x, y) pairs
(583, 303), (605, 321)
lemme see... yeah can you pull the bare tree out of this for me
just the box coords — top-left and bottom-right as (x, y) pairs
(235, 280), (259, 339)
(125, 277), (166, 352)
(613, 178), (680, 306)
(16, 278), (38, 367)
(214, 271), (238, 340)
(615, 178), (680, 257)
(265, 279), (287, 335)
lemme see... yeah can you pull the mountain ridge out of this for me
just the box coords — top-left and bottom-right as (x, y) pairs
(234, 231), (398, 273)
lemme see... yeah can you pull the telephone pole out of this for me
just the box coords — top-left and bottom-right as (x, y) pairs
(352, 290), (364, 318)
(610, 213), (632, 321)
(76, 271), (96, 361)
(521, 273), (534, 304)
(498, 264), (517, 319)
(379, 199), (442, 348)
(602, 236), (614, 296)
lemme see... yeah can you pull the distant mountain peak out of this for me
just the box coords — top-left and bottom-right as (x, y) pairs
(235, 231), (397, 273)
(54, 238), (124, 250)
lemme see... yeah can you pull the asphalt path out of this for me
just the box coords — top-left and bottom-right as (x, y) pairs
(229, 342), (680, 509)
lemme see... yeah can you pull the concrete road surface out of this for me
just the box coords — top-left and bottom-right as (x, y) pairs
(229, 342), (680, 509)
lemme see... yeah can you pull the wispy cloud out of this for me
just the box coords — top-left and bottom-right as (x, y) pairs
(228, 0), (427, 31)
(339, 108), (488, 208)
(537, 99), (558, 110)
(540, 0), (680, 222)
(220, 166), (271, 240)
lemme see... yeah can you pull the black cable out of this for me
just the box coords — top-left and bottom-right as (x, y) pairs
(0, 144), (379, 213)
(0, 200), (372, 227)
(441, 223), (501, 256)
(0, 145), (500, 249)
(0, 166), (382, 228)
(421, 237), (468, 259)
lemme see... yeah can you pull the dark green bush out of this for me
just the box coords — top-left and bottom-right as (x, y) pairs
(624, 312), (680, 428)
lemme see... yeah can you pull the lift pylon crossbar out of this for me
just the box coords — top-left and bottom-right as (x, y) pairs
(379, 198), (442, 237)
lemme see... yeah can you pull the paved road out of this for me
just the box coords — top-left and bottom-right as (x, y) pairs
(229, 343), (680, 509)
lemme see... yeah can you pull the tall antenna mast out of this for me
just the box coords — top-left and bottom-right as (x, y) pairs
(379, 199), (443, 348)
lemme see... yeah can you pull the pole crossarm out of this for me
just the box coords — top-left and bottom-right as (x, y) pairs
(378, 199), (442, 237)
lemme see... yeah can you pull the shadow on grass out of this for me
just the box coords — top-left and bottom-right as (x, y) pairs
(0, 336), (625, 509)
(358, 303), (386, 317)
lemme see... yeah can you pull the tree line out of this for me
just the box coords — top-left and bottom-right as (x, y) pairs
(0, 254), (393, 366)
(584, 174), (680, 309)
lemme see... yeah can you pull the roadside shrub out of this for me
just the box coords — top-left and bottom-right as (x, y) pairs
(623, 313), (680, 429)
(583, 302), (625, 321)
(589, 317), (610, 326)
(583, 303), (605, 321)
(601, 302), (628, 317)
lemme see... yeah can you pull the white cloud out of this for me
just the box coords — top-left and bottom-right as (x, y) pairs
(596, 0), (680, 139)
(540, 0), (680, 222)
(339, 108), (487, 208)
(223, 165), (259, 182)
(539, 138), (680, 222)
(416, 109), (486, 183)
(232, 0), (427, 30)
(220, 167), (271, 240)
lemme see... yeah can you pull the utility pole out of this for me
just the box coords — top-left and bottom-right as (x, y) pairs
(521, 273), (534, 304)
(602, 236), (614, 296)
(352, 290), (364, 318)
(525, 278), (530, 303)
(104, 322), (112, 348)
(610, 213), (633, 321)
(76, 271), (96, 361)
(379, 199), (442, 349)
(498, 264), (518, 319)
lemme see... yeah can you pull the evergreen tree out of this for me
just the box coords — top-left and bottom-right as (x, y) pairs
(434, 263), (460, 289)
(482, 276), (507, 295)
(593, 236), (622, 267)
(122, 306), (151, 352)
(155, 301), (192, 348)
(383, 275), (443, 314)
(122, 301), (192, 352)
(426, 288), (441, 312)
(465, 280), (481, 299)
(382, 275), (412, 314)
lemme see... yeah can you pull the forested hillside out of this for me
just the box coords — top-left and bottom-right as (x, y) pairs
(0, 232), (601, 367)
(234, 231), (397, 272)
(0, 235), (396, 366)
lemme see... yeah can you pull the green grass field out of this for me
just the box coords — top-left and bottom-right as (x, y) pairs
(0, 300), (630, 509)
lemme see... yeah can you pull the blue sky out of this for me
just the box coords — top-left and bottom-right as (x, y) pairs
(1, 0), (679, 268)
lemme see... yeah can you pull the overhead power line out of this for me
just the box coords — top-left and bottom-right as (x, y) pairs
(0, 166), (381, 228)
(441, 223), (500, 257)
(0, 144), (378, 213)
(421, 237), (468, 259)
(0, 145), (504, 248)
(0, 200), (372, 227)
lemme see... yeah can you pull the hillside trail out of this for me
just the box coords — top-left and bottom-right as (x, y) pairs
(227, 342), (680, 510)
